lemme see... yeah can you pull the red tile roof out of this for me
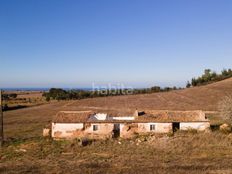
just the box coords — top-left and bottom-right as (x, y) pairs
(136, 110), (207, 122)
(53, 111), (95, 123)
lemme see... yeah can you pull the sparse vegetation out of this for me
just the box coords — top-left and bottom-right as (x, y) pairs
(1, 132), (232, 173)
(2, 93), (17, 100)
(2, 91), (45, 111)
(2, 76), (232, 173)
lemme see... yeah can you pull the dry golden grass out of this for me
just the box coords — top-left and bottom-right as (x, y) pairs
(1, 132), (232, 174)
(4, 91), (43, 99)
(69, 77), (232, 111)
(3, 91), (45, 112)
(4, 79), (232, 139)
(1, 78), (232, 173)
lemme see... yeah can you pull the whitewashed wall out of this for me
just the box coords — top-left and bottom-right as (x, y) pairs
(180, 122), (210, 131)
(138, 123), (172, 133)
(119, 124), (125, 133)
(52, 123), (84, 138)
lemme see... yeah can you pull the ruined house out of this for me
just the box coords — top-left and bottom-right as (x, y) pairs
(50, 110), (210, 139)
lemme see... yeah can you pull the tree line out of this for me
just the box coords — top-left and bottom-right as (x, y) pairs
(186, 68), (232, 88)
(2, 93), (17, 100)
(43, 68), (232, 101)
(43, 86), (182, 101)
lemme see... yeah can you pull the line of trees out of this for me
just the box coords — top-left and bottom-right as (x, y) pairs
(43, 86), (182, 101)
(44, 68), (232, 101)
(2, 93), (17, 100)
(186, 68), (232, 88)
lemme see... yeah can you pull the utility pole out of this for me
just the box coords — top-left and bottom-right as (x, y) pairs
(0, 90), (3, 147)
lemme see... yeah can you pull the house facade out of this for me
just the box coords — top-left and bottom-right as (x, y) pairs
(50, 110), (210, 139)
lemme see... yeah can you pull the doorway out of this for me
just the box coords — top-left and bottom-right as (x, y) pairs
(113, 124), (120, 138)
(173, 122), (180, 132)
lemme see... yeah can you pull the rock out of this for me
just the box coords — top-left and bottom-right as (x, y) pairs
(16, 149), (27, 152)
(43, 128), (50, 137)
(62, 152), (73, 155)
(204, 128), (212, 133)
(220, 123), (231, 133)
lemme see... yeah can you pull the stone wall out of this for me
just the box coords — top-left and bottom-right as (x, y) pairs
(138, 123), (173, 133)
(120, 123), (138, 138)
(84, 123), (114, 139)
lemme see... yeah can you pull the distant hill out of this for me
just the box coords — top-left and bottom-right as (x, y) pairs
(71, 77), (232, 112)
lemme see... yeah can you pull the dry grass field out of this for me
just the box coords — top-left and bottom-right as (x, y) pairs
(3, 91), (45, 110)
(1, 132), (232, 173)
(70, 77), (232, 111)
(4, 91), (43, 99)
(1, 78), (232, 173)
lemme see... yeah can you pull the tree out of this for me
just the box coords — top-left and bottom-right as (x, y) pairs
(2, 94), (9, 101)
(9, 93), (17, 99)
(191, 78), (197, 86)
(46, 96), (50, 102)
(222, 69), (229, 76)
(204, 69), (211, 76)
(218, 95), (232, 123)
(151, 86), (161, 92)
(186, 81), (191, 88)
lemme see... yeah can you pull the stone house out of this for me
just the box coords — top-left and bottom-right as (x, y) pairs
(50, 110), (210, 139)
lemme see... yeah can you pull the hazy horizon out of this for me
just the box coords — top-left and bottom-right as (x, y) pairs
(1, 0), (232, 88)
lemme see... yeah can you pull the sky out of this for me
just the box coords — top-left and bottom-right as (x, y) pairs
(0, 0), (232, 88)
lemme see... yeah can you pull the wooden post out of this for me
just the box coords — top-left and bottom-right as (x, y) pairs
(0, 90), (3, 147)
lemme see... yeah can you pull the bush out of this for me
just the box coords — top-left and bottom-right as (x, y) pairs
(8, 93), (17, 98)
(46, 96), (50, 102)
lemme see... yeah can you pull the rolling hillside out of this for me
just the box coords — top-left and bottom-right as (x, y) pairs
(70, 77), (232, 112)
(3, 78), (232, 139)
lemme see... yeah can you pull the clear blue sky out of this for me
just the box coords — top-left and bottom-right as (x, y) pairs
(0, 0), (232, 88)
